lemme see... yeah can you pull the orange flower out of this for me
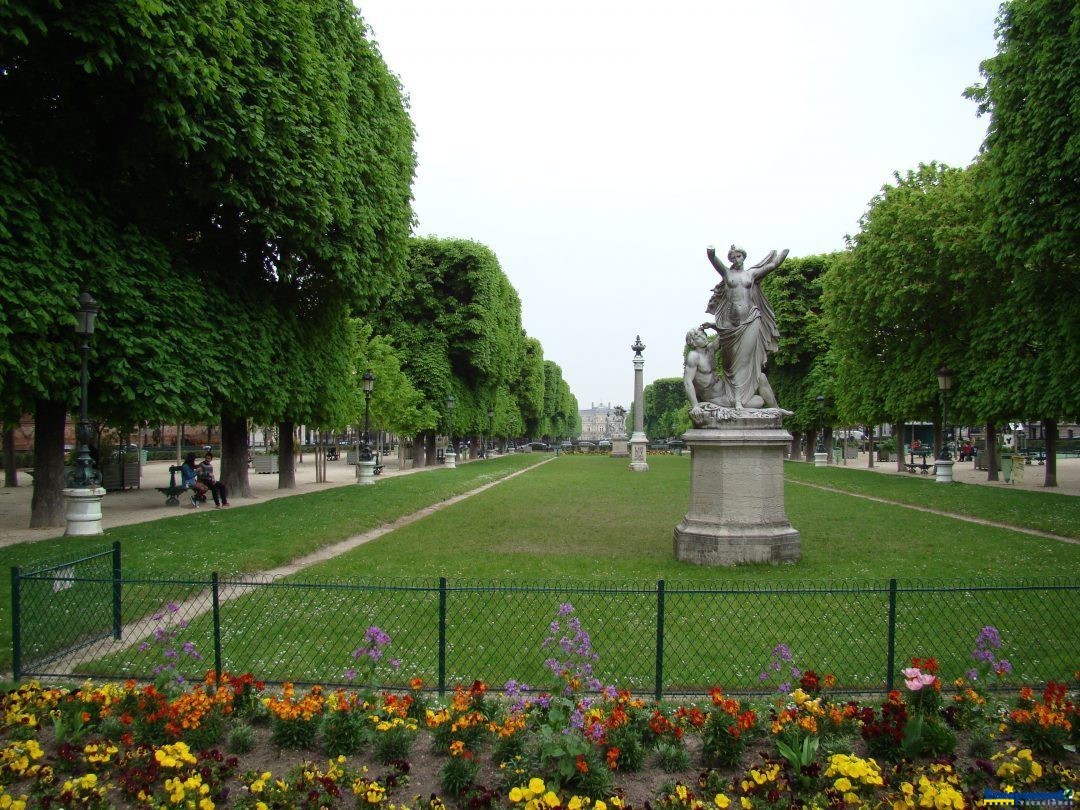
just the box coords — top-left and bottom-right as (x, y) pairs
(575, 754), (589, 773)
(410, 678), (424, 691)
(607, 747), (620, 770)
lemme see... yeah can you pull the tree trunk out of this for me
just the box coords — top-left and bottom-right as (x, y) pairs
(789, 431), (800, 459)
(221, 414), (252, 498)
(424, 431), (437, 466)
(278, 419), (297, 489)
(3, 426), (17, 487)
(803, 432), (813, 462)
(824, 427), (834, 462)
(867, 430), (875, 468)
(1043, 419), (1058, 487)
(29, 398), (67, 528)
(985, 423), (999, 482)
(894, 422), (905, 472)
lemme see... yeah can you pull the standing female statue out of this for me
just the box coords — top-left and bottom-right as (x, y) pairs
(704, 244), (787, 409)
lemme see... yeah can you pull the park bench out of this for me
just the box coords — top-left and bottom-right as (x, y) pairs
(156, 465), (190, 506)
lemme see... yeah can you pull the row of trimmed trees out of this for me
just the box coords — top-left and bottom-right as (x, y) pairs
(641, 0), (1078, 487)
(0, 1), (578, 526)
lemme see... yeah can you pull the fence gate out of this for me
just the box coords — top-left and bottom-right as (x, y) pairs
(11, 542), (121, 679)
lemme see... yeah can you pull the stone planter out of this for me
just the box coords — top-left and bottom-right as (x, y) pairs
(100, 461), (141, 491)
(253, 454), (279, 474)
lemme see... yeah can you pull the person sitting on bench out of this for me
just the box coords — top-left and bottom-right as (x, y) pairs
(198, 451), (230, 508)
(181, 452), (210, 507)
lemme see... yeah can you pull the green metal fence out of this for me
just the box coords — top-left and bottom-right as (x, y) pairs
(12, 550), (1079, 696)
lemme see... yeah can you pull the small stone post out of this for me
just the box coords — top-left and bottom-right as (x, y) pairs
(629, 336), (649, 472)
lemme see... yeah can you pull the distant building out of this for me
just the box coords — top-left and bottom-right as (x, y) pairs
(579, 403), (626, 442)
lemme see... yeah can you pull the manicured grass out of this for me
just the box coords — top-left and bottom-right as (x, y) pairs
(78, 455), (1080, 694)
(783, 460), (1080, 538)
(1, 454), (544, 672)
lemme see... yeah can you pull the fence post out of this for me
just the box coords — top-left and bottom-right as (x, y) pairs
(886, 578), (897, 692)
(655, 579), (666, 701)
(112, 541), (122, 640)
(438, 577), (447, 698)
(11, 566), (21, 681)
(211, 573), (222, 683)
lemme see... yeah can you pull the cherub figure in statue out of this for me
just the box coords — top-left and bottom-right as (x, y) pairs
(704, 244), (787, 410)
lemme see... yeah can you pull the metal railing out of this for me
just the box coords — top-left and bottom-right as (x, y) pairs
(12, 548), (1078, 697)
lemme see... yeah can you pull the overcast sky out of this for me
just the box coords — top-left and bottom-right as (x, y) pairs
(356, 0), (1000, 413)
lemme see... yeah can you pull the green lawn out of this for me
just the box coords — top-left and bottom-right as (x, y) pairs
(2, 454), (544, 672)
(60, 455), (1080, 694)
(783, 460), (1080, 538)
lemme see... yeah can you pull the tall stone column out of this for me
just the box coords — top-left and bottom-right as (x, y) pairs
(629, 336), (649, 472)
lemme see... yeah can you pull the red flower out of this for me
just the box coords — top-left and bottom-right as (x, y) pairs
(606, 747), (620, 770)
(576, 754), (589, 773)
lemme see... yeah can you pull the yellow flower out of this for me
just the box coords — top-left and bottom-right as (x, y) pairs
(834, 777), (852, 792)
(740, 798), (752, 810)
(529, 779), (546, 795)
(567, 797), (582, 810)
(543, 791), (560, 808)
(510, 788), (524, 803)
(595, 802), (607, 810)
(714, 795), (730, 809)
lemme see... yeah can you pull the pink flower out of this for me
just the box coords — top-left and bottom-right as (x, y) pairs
(902, 667), (936, 691)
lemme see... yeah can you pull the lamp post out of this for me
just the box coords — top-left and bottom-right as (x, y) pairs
(361, 371), (375, 461)
(814, 395), (827, 467)
(445, 394), (457, 469)
(64, 289), (105, 535)
(935, 365), (955, 483)
(356, 371), (376, 484)
(487, 408), (494, 457)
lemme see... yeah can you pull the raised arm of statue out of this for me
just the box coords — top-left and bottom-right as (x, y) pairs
(706, 246), (729, 280)
(749, 248), (789, 281)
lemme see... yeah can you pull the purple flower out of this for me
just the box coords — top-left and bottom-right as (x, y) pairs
(977, 626), (1001, 649)
(773, 644), (792, 661)
(344, 667), (357, 681)
(790, 667), (801, 679)
(164, 648), (179, 660)
(557, 602), (575, 616)
(996, 659), (1012, 676)
(535, 694), (551, 709)
(602, 685), (618, 701)
(549, 621), (560, 634)
(390, 658), (401, 670)
(758, 672), (769, 682)
(138, 642), (150, 652)
(167, 602), (179, 613)
(182, 641), (198, 655)
(966, 669), (979, 680)
(778, 682), (790, 694)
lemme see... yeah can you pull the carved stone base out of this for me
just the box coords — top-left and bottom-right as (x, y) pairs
(356, 460), (376, 485)
(444, 450), (457, 469)
(63, 487), (106, 537)
(629, 432), (649, 472)
(814, 451), (827, 467)
(610, 437), (629, 458)
(673, 418), (801, 566)
(935, 459), (954, 483)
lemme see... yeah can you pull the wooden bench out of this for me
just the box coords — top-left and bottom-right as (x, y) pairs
(156, 465), (189, 506)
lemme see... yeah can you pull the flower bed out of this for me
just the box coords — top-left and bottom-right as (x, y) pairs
(1, 605), (1077, 808)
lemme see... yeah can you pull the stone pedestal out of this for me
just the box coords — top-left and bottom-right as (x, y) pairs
(444, 449), (457, 469)
(935, 458), (954, 483)
(356, 459), (376, 485)
(674, 418), (801, 566)
(628, 433), (649, 471)
(610, 436), (629, 458)
(63, 487), (106, 537)
(814, 451), (827, 468)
